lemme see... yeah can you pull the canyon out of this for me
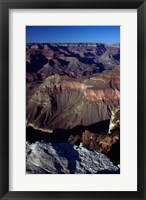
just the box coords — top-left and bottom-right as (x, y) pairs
(26, 43), (120, 173)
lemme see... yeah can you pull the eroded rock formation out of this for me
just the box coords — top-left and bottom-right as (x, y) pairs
(68, 108), (120, 165)
(26, 141), (119, 174)
(26, 43), (120, 79)
(26, 66), (120, 131)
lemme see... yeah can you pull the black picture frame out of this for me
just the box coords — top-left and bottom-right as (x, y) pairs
(0, 0), (145, 199)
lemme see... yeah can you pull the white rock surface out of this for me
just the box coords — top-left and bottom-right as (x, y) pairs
(26, 141), (119, 174)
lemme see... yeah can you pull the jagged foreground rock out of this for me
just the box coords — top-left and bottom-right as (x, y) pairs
(26, 141), (119, 174)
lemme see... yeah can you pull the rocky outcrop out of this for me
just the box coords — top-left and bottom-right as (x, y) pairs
(26, 108), (120, 165)
(108, 107), (120, 134)
(26, 66), (120, 131)
(80, 130), (119, 153)
(26, 141), (119, 174)
(67, 107), (120, 165)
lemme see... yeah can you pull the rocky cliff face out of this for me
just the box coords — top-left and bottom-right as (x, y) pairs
(68, 107), (120, 165)
(26, 66), (120, 131)
(26, 107), (120, 166)
(26, 141), (119, 174)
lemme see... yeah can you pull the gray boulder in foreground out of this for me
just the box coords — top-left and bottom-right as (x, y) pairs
(26, 141), (119, 174)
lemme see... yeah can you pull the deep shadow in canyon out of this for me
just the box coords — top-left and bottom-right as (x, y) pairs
(26, 119), (120, 165)
(26, 119), (110, 143)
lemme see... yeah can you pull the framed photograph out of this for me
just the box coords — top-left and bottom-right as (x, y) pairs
(0, 0), (145, 199)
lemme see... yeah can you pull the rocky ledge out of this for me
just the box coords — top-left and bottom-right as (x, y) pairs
(26, 141), (119, 174)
